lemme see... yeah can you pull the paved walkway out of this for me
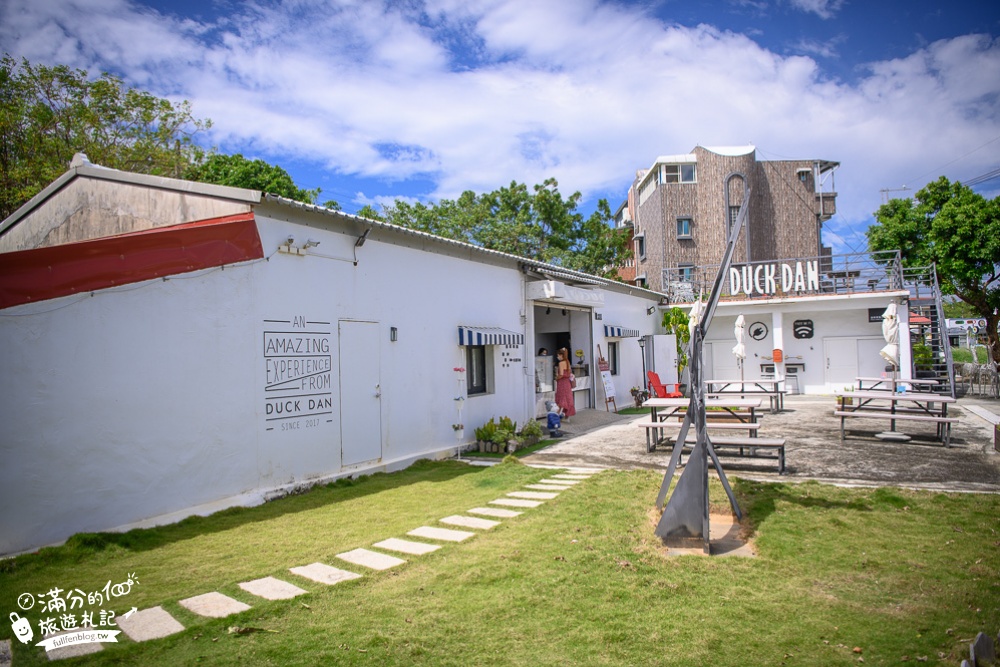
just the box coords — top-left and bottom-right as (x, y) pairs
(522, 395), (1000, 493)
(38, 468), (602, 661)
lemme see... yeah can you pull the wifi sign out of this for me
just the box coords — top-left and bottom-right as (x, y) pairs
(793, 320), (814, 339)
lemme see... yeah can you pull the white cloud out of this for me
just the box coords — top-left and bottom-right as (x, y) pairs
(2, 0), (998, 251)
(786, 0), (844, 20)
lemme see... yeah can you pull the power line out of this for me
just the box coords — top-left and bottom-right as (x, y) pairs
(963, 166), (1000, 188)
(903, 134), (1000, 185)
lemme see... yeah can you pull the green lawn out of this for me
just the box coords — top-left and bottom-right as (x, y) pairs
(2, 460), (998, 666)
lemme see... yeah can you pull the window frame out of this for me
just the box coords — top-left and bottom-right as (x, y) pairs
(608, 341), (620, 375)
(465, 345), (487, 396)
(676, 217), (692, 239)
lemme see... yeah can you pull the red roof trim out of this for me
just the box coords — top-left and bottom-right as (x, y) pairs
(0, 212), (263, 310)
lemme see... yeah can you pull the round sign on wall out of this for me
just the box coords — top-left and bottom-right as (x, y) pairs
(748, 321), (768, 341)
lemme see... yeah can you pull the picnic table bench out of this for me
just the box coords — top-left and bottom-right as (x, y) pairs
(676, 436), (786, 474)
(637, 419), (761, 451)
(834, 390), (959, 446)
(704, 379), (786, 413)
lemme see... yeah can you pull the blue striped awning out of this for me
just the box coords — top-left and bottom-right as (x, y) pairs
(604, 324), (640, 338)
(458, 326), (524, 346)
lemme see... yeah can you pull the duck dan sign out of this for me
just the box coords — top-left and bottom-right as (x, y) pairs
(729, 260), (820, 297)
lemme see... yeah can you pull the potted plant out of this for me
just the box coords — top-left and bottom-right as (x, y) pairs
(662, 306), (692, 390)
(518, 419), (544, 447)
(630, 386), (650, 408)
(452, 423), (465, 440)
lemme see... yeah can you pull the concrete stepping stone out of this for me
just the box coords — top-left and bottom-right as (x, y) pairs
(41, 630), (104, 661)
(552, 474), (591, 480)
(290, 562), (362, 586)
(238, 576), (307, 600)
(541, 478), (581, 485)
(468, 506), (522, 518)
(440, 515), (500, 530)
(507, 491), (559, 500)
(525, 483), (572, 491)
(179, 592), (251, 618)
(408, 526), (475, 542)
(115, 606), (185, 642)
(372, 538), (441, 555)
(336, 548), (406, 571)
(490, 498), (542, 508)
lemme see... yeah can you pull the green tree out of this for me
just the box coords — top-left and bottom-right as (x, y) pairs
(0, 55), (209, 219)
(868, 176), (1000, 365)
(381, 179), (631, 278)
(183, 152), (321, 204)
(355, 204), (382, 220)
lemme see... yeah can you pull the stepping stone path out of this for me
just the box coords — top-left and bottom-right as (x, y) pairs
(36, 467), (598, 660)
(373, 538), (442, 555)
(468, 507), (522, 518)
(408, 526), (476, 542)
(507, 491), (560, 500)
(290, 562), (363, 586)
(238, 576), (308, 600)
(179, 592), (251, 618)
(440, 515), (501, 530)
(336, 548), (407, 571)
(490, 498), (543, 508)
(115, 606), (185, 642)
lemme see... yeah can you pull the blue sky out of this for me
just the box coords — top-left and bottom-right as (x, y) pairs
(2, 0), (999, 254)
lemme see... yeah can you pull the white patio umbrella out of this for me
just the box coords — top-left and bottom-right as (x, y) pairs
(732, 314), (746, 382)
(688, 299), (706, 331)
(879, 302), (899, 370)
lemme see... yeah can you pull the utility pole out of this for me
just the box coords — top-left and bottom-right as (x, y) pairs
(879, 186), (910, 204)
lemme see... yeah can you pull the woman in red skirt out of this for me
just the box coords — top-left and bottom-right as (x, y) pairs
(554, 347), (576, 419)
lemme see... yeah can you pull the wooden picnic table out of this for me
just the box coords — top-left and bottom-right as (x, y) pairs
(638, 397), (785, 472)
(643, 397), (763, 423)
(856, 376), (940, 393)
(834, 390), (958, 446)
(704, 378), (786, 413)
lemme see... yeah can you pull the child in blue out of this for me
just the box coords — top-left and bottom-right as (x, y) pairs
(545, 400), (565, 437)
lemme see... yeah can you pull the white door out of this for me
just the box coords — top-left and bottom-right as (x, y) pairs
(824, 337), (858, 388)
(339, 320), (382, 467)
(857, 337), (888, 378)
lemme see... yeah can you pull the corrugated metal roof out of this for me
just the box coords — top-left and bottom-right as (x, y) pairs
(263, 194), (665, 300)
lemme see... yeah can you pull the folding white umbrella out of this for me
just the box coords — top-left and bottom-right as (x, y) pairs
(732, 314), (746, 382)
(879, 303), (899, 370)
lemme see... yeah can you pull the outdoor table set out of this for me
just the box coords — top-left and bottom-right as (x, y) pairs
(637, 396), (786, 473)
(834, 387), (958, 447)
(704, 378), (787, 413)
(855, 376), (940, 393)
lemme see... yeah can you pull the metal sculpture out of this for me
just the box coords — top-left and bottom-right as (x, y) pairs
(654, 175), (750, 554)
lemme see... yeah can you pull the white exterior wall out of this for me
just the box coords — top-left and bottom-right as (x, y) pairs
(595, 290), (659, 402)
(703, 294), (909, 394)
(0, 212), (532, 556)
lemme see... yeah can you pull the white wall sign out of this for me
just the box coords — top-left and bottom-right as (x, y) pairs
(729, 260), (820, 296)
(263, 315), (333, 431)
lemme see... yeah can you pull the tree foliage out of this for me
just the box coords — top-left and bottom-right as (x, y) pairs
(381, 178), (631, 278)
(1, 55), (209, 219)
(183, 153), (322, 204)
(868, 176), (1000, 364)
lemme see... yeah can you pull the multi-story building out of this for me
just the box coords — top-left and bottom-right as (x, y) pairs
(619, 145), (838, 294)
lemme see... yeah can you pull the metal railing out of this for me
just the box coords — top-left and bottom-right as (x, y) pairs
(662, 250), (904, 303)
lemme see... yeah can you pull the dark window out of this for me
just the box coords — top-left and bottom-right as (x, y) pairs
(466, 345), (487, 395)
(636, 236), (646, 260)
(608, 341), (620, 375)
(678, 264), (694, 282)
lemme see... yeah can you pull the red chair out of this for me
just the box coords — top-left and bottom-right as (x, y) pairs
(648, 371), (683, 398)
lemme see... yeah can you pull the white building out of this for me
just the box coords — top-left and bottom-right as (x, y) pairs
(0, 158), (663, 556)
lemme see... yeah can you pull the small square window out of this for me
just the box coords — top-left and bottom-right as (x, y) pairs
(676, 217), (692, 238)
(678, 264), (694, 282)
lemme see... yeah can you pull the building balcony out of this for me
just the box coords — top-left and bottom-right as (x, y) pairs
(662, 250), (906, 304)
